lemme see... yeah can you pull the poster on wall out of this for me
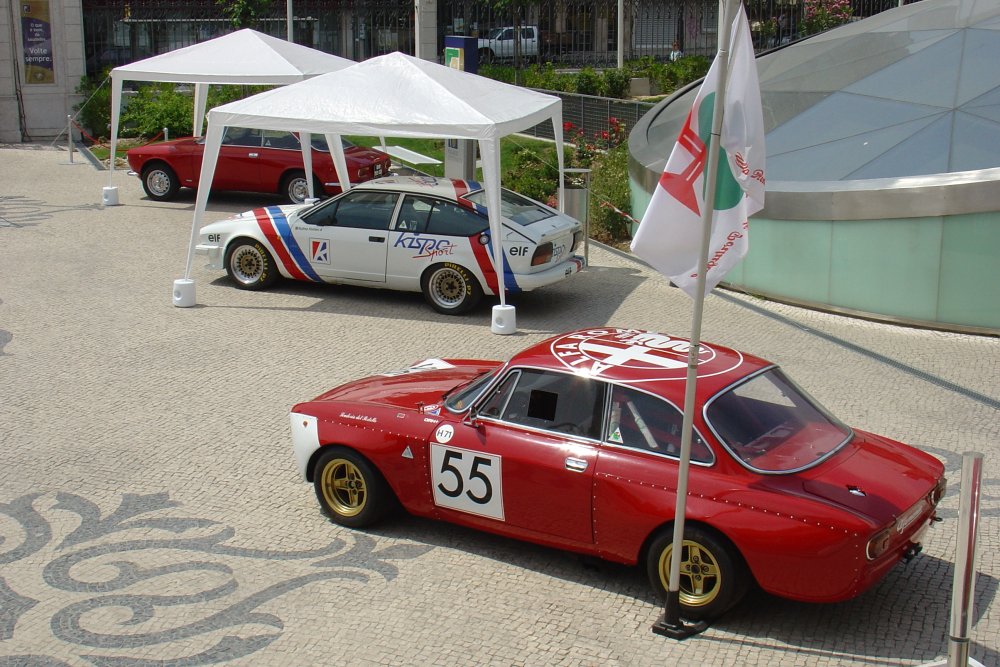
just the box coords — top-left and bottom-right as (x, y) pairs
(21, 0), (55, 84)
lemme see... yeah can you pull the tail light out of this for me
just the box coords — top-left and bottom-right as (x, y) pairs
(930, 477), (947, 505)
(867, 527), (892, 560)
(531, 242), (553, 266)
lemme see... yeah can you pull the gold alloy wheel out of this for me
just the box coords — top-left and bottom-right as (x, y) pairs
(656, 539), (723, 607)
(320, 458), (368, 517)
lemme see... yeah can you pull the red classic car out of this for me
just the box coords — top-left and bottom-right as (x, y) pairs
(289, 327), (946, 619)
(125, 128), (392, 203)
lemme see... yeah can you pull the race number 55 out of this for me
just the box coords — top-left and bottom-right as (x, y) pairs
(430, 444), (504, 521)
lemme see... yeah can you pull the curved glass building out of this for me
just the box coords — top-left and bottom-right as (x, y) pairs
(629, 0), (1000, 334)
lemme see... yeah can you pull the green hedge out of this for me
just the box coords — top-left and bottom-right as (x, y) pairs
(479, 56), (709, 99)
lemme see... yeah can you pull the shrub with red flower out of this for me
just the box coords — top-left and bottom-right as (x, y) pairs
(801, 0), (852, 36)
(565, 117), (627, 169)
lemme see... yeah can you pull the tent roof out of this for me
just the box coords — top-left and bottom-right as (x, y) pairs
(110, 29), (354, 85)
(206, 51), (562, 140)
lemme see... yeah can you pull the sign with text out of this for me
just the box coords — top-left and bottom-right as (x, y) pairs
(21, 1), (55, 84)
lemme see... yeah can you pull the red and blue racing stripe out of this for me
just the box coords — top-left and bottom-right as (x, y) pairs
(254, 207), (323, 282)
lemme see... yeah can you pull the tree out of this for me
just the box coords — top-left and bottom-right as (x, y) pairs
(217, 0), (274, 29)
(488, 0), (531, 79)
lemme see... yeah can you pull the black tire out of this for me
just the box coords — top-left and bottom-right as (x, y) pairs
(313, 447), (392, 528)
(478, 48), (496, 65)
(141, 162), (179, 201)
(646, 524), (750, 620)
(281, 170), (320, 204)
(224, 238), (279, 290)
(421, 263), (483, 315)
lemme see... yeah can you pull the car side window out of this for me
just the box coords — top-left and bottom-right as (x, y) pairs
(425, 200), (489, 236)
(262, 130), (300, 150)
(222, 127), (262, 147)
(478, 371), (519, 419)
(307, 191), (398, 230)
(396, 196), (433, 233)
(607, 386), (712, 463)
(497, 369), (605, 439)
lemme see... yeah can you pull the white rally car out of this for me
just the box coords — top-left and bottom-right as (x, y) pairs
(195, 176), (586, 314)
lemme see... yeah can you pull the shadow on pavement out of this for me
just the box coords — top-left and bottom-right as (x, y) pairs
(363, 514), (997, 665)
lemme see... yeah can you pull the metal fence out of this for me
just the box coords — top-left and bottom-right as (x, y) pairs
(82, 0), (415, 77)
(82, 0), (920, 78)
(521, 89), (655, 142)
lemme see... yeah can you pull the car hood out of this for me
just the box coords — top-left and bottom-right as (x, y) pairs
(127, 137), (203, 153)
(310, 360), (499, 411)
(201, 204), (309, 232)
(762, 430), (943, 525)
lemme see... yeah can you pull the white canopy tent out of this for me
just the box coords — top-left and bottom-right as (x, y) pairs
(180, 52), (566, 332)
(107, 29), (355, 195)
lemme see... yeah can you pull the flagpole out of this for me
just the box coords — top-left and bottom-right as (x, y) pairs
(653, 0), (740, 640)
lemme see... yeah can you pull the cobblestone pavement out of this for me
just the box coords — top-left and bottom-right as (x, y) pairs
(1, 147), (998, 667)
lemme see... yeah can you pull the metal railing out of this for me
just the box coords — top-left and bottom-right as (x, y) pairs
(520, 89), (654, 142)
(82, 0), (920, 77)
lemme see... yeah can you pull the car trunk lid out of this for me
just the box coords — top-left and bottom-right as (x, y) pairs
(792, 431), (943, 525)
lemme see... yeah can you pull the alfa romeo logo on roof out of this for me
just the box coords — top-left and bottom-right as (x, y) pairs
(549, 328), (743, 382)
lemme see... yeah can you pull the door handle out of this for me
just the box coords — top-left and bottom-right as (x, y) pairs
(565, 457), (588, 473)
(247, 152), (258, 158)
(369, 236), (385, 243)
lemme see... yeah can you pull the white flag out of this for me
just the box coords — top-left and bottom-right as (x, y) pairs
(630, 5), (765, 299)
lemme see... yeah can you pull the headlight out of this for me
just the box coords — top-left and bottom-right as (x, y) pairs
(571, 231), (583, 252)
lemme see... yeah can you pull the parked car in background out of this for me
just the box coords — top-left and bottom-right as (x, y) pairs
(125, 128), (392, 204)
(290, 327), (947, 619)
(477, 25), (570, 63)
(195, 176), (585, 314)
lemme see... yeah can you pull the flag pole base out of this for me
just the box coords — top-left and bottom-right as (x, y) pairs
(652, 591), (708, 640)
(651, 613), (709, 640)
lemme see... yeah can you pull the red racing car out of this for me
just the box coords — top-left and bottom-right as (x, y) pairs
(125, 127), (391, 204)
(289, 327), (946, 619)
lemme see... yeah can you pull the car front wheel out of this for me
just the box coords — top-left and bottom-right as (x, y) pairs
(646, 525), (750, 620)
(224, 238), (279, 290)
(421, 263), (483, 315)
(141, 163), (179, 201)
(313, 447), (392, 528)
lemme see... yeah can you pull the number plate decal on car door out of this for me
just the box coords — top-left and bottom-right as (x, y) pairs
(430, 443), (504, 520)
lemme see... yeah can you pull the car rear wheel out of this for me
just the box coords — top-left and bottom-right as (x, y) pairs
(281, 170), (320, 204)
(141, 163), (179, 201)
(646, 525), (750, 620)
(224, 238), (279, 290)
(421, 263), (482, 315)
(313, 447), (392, 528)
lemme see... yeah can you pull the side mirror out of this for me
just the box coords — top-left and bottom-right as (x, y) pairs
(463, 408), (480, 429)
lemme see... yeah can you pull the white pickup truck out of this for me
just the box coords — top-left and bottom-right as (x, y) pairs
(477, 26), (568, 63)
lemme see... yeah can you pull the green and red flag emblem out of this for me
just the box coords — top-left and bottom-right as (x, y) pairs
(631, 6), (766, 299)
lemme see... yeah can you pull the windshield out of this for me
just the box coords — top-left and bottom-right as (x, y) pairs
(444, 367), (501, 413)
(705, 368), (851, 474)
(464, 189), (555, 226)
